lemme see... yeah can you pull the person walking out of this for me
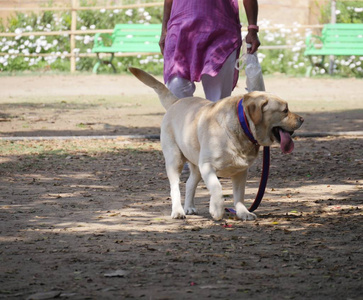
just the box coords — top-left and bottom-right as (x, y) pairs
(159, 0), (261, 102)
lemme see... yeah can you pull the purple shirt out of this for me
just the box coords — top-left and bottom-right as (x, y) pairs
(163, 0), (242, 88)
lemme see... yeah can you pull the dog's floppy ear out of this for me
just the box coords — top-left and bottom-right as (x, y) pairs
(245, 94), (268, 125)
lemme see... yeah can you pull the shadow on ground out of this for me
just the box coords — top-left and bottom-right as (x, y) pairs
(0, 136), (362, 299)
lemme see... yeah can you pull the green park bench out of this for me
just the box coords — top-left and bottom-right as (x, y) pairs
(92, 24), (162, 74)
(304, 23), (363, 76)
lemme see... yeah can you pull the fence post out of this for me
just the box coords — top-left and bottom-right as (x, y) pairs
(70, 0), (77, 73)
(329, 0), (336, 75)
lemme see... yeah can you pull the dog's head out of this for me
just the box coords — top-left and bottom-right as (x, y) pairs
(243, 91), (304, 153)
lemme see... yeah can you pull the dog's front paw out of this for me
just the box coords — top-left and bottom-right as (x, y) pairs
(236, 203), (257, 221)
(171, 207), (186, 219)
(209, 204), (224, 221)
(237, 211), (257, 221)
(184, 206), (198, 215)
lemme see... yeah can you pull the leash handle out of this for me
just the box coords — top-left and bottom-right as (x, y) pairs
(248, 146), (270, 212)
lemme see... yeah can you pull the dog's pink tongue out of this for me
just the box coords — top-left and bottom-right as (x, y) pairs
(279, 129), (294, 154)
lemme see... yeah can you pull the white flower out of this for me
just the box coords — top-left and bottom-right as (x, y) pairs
(81, 26), (87, 31)
(265, 33), (275, 42)
(320, 69), (325, 74)
(335, 10), (341, 15)
(113, 9), (119, 14)
(349, 63), (356, 69)
(257, 52), (265, 63)
(354, 8), (363, 12)
(84, 35), (91, 44)
(36, 46), (41, 53)
(53, 40), (58, 46)
(90, 25), (96, 30)
(125, 9), (133, 16)
(100, 9), (106, 13)
(15, 28), (22, 34)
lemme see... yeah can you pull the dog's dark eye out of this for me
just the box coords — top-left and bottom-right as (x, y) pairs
(283, 107), (288, 113)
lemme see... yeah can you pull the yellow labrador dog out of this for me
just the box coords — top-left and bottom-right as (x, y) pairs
(129, 67), (303, 221)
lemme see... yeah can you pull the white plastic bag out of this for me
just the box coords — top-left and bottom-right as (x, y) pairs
(236, 40), (265, 92)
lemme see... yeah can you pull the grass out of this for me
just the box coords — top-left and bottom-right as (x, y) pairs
(0, 139), (161, 156)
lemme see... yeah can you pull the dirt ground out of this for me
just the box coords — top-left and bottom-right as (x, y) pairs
(0, 73), (362, 300)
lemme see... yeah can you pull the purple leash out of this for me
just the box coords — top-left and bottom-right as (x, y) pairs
(236, 98), (270, 212)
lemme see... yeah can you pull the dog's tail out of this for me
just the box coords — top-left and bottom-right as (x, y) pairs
(129, 67), (178, 110)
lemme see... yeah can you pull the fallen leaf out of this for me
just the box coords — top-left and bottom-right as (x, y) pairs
(104, 269), (130, 278)
(26, 291), (61, 300)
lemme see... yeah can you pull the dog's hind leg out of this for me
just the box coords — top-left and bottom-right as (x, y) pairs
(232, 170), (257, 221)
(164, 147), (186, 219)
(199, 162), (224, 220)
(184, 163), (201, 215)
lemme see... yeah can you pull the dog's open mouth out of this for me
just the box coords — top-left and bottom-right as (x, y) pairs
(272, 127), (295, 154)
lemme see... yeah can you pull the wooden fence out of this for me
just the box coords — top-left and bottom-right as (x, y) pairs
(0, 0), (326, 73)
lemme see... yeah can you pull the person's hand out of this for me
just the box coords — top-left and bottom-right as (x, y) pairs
(245, 30), (260, 54)
(159, 32), (167, 55)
